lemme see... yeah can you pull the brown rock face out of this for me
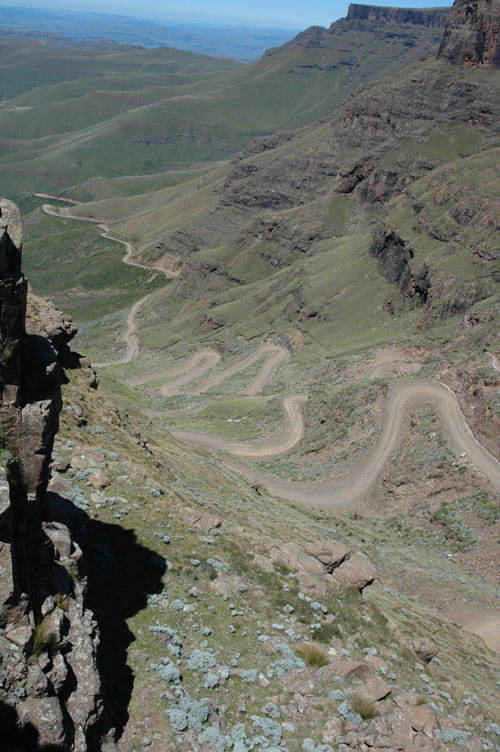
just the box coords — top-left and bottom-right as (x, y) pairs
(347, 3), (449, 27)
(438, 0), (500, 68)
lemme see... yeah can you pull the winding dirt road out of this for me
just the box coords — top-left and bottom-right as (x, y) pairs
(34, 193), (81, 204)
(93, 295), (149, 368)
(41, 203), (165, 274)
(181, 379), (500, 510)
(173, 394), (307, 459)
(129, 342), (289, 399)
(193, 343), (288, 395)
(40, 197), (179, 368)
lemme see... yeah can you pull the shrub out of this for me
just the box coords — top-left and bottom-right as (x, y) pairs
(348, 691), (379, 720)
(294, 642), (328, 667)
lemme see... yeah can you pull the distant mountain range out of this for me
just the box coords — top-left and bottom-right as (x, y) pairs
(0, 5), (298, 61)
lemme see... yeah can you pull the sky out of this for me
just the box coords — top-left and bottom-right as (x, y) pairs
(0, 1), (454, 29)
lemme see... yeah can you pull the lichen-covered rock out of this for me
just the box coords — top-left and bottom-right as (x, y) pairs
(17, 696), (66, 748)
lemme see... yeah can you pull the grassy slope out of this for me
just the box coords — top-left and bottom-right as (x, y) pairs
(0, 18), (446, 201)
(44, 362), (499, 750)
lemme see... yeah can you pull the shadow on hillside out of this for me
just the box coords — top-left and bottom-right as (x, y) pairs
(45, 492), (167, 741)
(0, 493), (166, 748)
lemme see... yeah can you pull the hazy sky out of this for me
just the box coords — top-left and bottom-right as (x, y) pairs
(0, 1), (454, 28)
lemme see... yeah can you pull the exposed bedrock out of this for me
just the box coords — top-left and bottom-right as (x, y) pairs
(346, 3), (449, 27)
(438, 0), (500, 68)
(370, 227), (430, 306)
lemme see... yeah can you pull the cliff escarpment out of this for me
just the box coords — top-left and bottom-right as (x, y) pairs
(438, 0), (500, 68)
(346, 3), (449, 27)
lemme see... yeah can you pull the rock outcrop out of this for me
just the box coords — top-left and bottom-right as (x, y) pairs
(438, 0), (500, 68)
(370, 227), (430, 306)
(0, 199), (113, 751)
(346, 3), (449, 27)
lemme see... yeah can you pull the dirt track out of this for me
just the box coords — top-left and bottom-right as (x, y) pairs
(93, 295), (149, 368)
(173, 394), (307, 459)
(182, 379), (500, 511)
(41, 203), (170, 275)
(41, 198), (179, 368)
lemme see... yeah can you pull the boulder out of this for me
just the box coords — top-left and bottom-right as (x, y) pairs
(52, 459), (70, 473)
(43, 521), (73, 560)
(88, 470), (110, 489)
(408, 637), (439, 663)
(332, 552), (377, 590)
(5, 625), (32, 649)
(304, 541), (350, 572)
(180, 506), (221, 532)
(407, 705), (437, 738)
(358, 676), (392, 702)
(270, 542), (325, 576)
(209, 575), (250, 598)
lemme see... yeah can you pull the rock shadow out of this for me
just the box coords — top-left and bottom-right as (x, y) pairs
(1, 492), (165, 748)
(44, 492), (166, 741)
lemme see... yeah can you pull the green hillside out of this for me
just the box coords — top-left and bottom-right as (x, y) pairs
(0, 12), (447, 204)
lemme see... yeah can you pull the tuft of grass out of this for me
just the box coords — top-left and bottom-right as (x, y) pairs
(348, 691), (380, 720)
(54, 593), (70, 612)
(294, 642), (328, 667)
(31, 618), (59, 659)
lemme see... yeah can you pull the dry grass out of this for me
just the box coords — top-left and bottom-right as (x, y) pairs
(30, 618), (59, 659)
(348, 691), (380, 720)
(295, 642), (329, 667)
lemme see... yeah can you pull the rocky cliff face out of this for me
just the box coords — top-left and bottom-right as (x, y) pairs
(0, 199), (113, 751)
(346, 3), (449, 27)
(438, 0), (500, 68)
